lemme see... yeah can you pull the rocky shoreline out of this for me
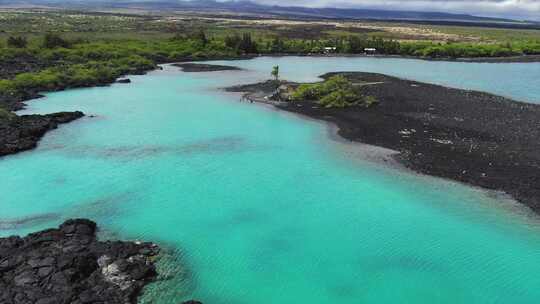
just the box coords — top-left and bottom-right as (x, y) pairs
(0, 63), (159, 158)
(0, 111), (84, 157)
(226, 72), (540, 214)
(0, 219), (159, 304)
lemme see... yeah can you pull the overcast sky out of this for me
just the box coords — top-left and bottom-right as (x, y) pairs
(245, 0), (540, 20)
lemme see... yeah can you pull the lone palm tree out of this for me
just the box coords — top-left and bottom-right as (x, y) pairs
(271, 65), (280, 82)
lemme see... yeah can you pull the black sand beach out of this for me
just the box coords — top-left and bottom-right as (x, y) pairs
(227, 72), (540, 214)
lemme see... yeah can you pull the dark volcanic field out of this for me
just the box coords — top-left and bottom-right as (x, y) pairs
(228, 72), (540, 214)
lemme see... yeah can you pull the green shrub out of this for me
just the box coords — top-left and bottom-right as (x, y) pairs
(292, 75), (351, 101)
(291, 75), (375, 108)
(398, 41), (526, 58)
(291, 83), (321, 101)
(43, 33), (70, 49)
(364, 95), (379, 107)
(0, 107), (16, 120)
(7, 36), (27, 48)
(319, 88), (359, 108)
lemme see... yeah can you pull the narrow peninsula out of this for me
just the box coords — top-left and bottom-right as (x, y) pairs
(227, 72), (540, 213)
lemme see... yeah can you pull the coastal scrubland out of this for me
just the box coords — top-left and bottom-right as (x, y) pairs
(2, 11), (540, 110)
(288, 75), (379, 108)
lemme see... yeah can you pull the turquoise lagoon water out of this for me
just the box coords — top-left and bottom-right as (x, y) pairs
(209, 56), (540, 103)
(2, 57), (540, 303)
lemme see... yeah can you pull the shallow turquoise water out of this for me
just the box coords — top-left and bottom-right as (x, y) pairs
(3, 57), (540, 303)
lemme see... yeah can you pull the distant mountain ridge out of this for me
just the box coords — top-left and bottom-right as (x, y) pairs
(1, 0), (538, 25)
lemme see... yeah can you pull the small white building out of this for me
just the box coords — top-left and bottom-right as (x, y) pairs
(324, 47), (337, 54)
(364, 48), (377, 54)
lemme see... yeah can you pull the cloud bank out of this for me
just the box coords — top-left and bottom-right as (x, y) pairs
(247, 0), (540, 20)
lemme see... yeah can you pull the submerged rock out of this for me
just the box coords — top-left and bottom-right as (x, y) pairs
(0, 219), (159, 304)
(117, 78), (131, 84)
(0, 213), (60, 231)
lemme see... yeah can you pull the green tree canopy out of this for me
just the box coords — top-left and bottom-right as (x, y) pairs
(7, 36), (27, 48)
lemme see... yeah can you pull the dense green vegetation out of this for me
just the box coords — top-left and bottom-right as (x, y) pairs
(1, 29), (538, 111)
(291, 75), (378, 108)
(0, 32), (239, 105)
(252, 36), (540, 57)
(224, 33), (258, 54)
(399, 40), (540, 57)
(209, 33), (540, 57)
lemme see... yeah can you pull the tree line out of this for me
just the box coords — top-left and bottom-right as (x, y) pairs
(2, 31), (539, 111)
(219, 33), (540, 57)
(5, 31), (540, 58)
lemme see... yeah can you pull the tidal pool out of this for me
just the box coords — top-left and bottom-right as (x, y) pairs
(3, 57), (540, 303)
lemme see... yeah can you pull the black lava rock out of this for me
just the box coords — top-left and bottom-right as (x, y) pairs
(0, 111), (84, 157)
(173, 63), (241, 72)
(0, 219), (159, 304)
